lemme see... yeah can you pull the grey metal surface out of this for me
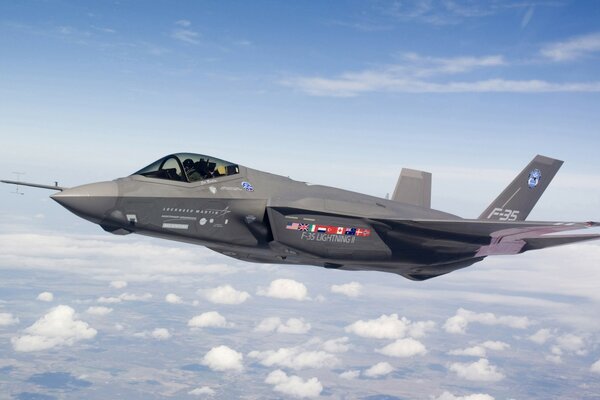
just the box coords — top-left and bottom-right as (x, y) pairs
(392, 168), (432, 208)
(2, 153), (598, 281)
(479, 155), (564, 221)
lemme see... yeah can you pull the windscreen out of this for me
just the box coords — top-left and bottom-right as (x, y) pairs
(133, 153), (240, 183)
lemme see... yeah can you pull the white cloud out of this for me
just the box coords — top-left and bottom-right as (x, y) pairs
(363, 361), (394, 378)
(282, 52), (600, 96)
(86, 306), (113, 316)
(449, 358), (504, 382)
(254, 317), (281, 332)
(449, 341), (509, 357)
(529, 328), (553, 344)
(110, 280), (127, 289)
(131, 328), (169, 340)
(546, 354), (562, 364)
(98, 292), (152, 303)
(408, 320), (436, 338)
(322, 337), (350, 353)
(330, 282), (362, 297)
(376, 338), (427, 358)
(398, 53), (505, 77)
(444, 308), (531, 334)
(248, 347), (337, 370)
(520, 5), (534, 28)
(265, 369), (322, 399)
(203, 285), (250, 305)
(314, 294), (326, 303)
(345, 313), (406, 339)
(171, 20), (200, 45)
(0, 312), (19, 326)
(119, 292), (152, 301)
(188, 386), (215, 396)
(11, 305), (96, 352)
(382, 1), (527, 25)
(175, 19), (192, 27)
(257, 279), (308, 301)
(555, 333), (586, 355)
(97, 296), (121, 303)
(541, 32), (600, 61)
(275, 318), (311, 334)
(188, 311), (231, 328)
(339, 369), (360, 380)
(165, 293), (183, 304)
(481, 341), (509, 351)
(551, 345), (562, 356)
(151, 328), (171, 340)
(449, 346), (487, 358)
(434, 391), (495, 400)
(0, 233), (234, 282)
(254, 317), (311, 334)
(591, 359), (600, 374)
(345, 313), (434, 339)
(37, 292), (54, 302)
(202, 345), (243, 371)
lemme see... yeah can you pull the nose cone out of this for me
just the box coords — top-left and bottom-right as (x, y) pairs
(51, 181), (118, 223)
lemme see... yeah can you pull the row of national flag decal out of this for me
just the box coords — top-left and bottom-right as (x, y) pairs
(285, 222), (371, 237)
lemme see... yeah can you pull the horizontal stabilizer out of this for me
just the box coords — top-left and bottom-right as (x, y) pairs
(392, 168), (432, 208)
(523, 234), (600, 251)
(479, 155), (563, 221)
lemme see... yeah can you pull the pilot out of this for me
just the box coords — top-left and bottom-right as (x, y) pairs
(196, 159), (213, 179)
(183, 158), (203, 182)
(206, 161), (217, 177)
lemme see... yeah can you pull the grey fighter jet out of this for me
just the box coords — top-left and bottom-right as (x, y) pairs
(3, 153), (599, 280)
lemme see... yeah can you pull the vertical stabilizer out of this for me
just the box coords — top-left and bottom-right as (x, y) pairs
(392, 168), (432, 208)
(479, 155), (563, 221)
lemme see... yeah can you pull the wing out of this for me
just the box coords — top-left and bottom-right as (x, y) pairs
(266, 206), (599, 281)
(375, 218), (600, 257)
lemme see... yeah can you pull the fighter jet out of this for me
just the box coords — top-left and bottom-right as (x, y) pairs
(2, 153), (598, 280)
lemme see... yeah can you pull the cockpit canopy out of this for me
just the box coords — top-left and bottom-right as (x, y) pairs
(133, 153), (240, 183)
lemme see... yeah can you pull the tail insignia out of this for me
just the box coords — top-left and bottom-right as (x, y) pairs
(528, 169), (542, 189)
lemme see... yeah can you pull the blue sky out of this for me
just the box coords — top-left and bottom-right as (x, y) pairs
(1, 1), (600, 399)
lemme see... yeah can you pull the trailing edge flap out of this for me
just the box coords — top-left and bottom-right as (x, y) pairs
(392, 168), (432, 208)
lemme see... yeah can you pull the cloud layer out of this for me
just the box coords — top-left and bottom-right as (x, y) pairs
(265, 369), (322, 398)
(188, 311), (231, 328)
(444, 308), (531, 334)
(345, 313), (435, 339)
(376, 337), (427, 358)
(11, 305), (96, 352)
(202, 345), (244, 371)
(254, 317), (311, 334)
(257, 279), (308, 301)
(449, 358), (505, 382)
(0, 312), (19, 326)
(248, 346), (338, 370)
(330, 282), (362, 297)
(203, 285), (250, 305)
